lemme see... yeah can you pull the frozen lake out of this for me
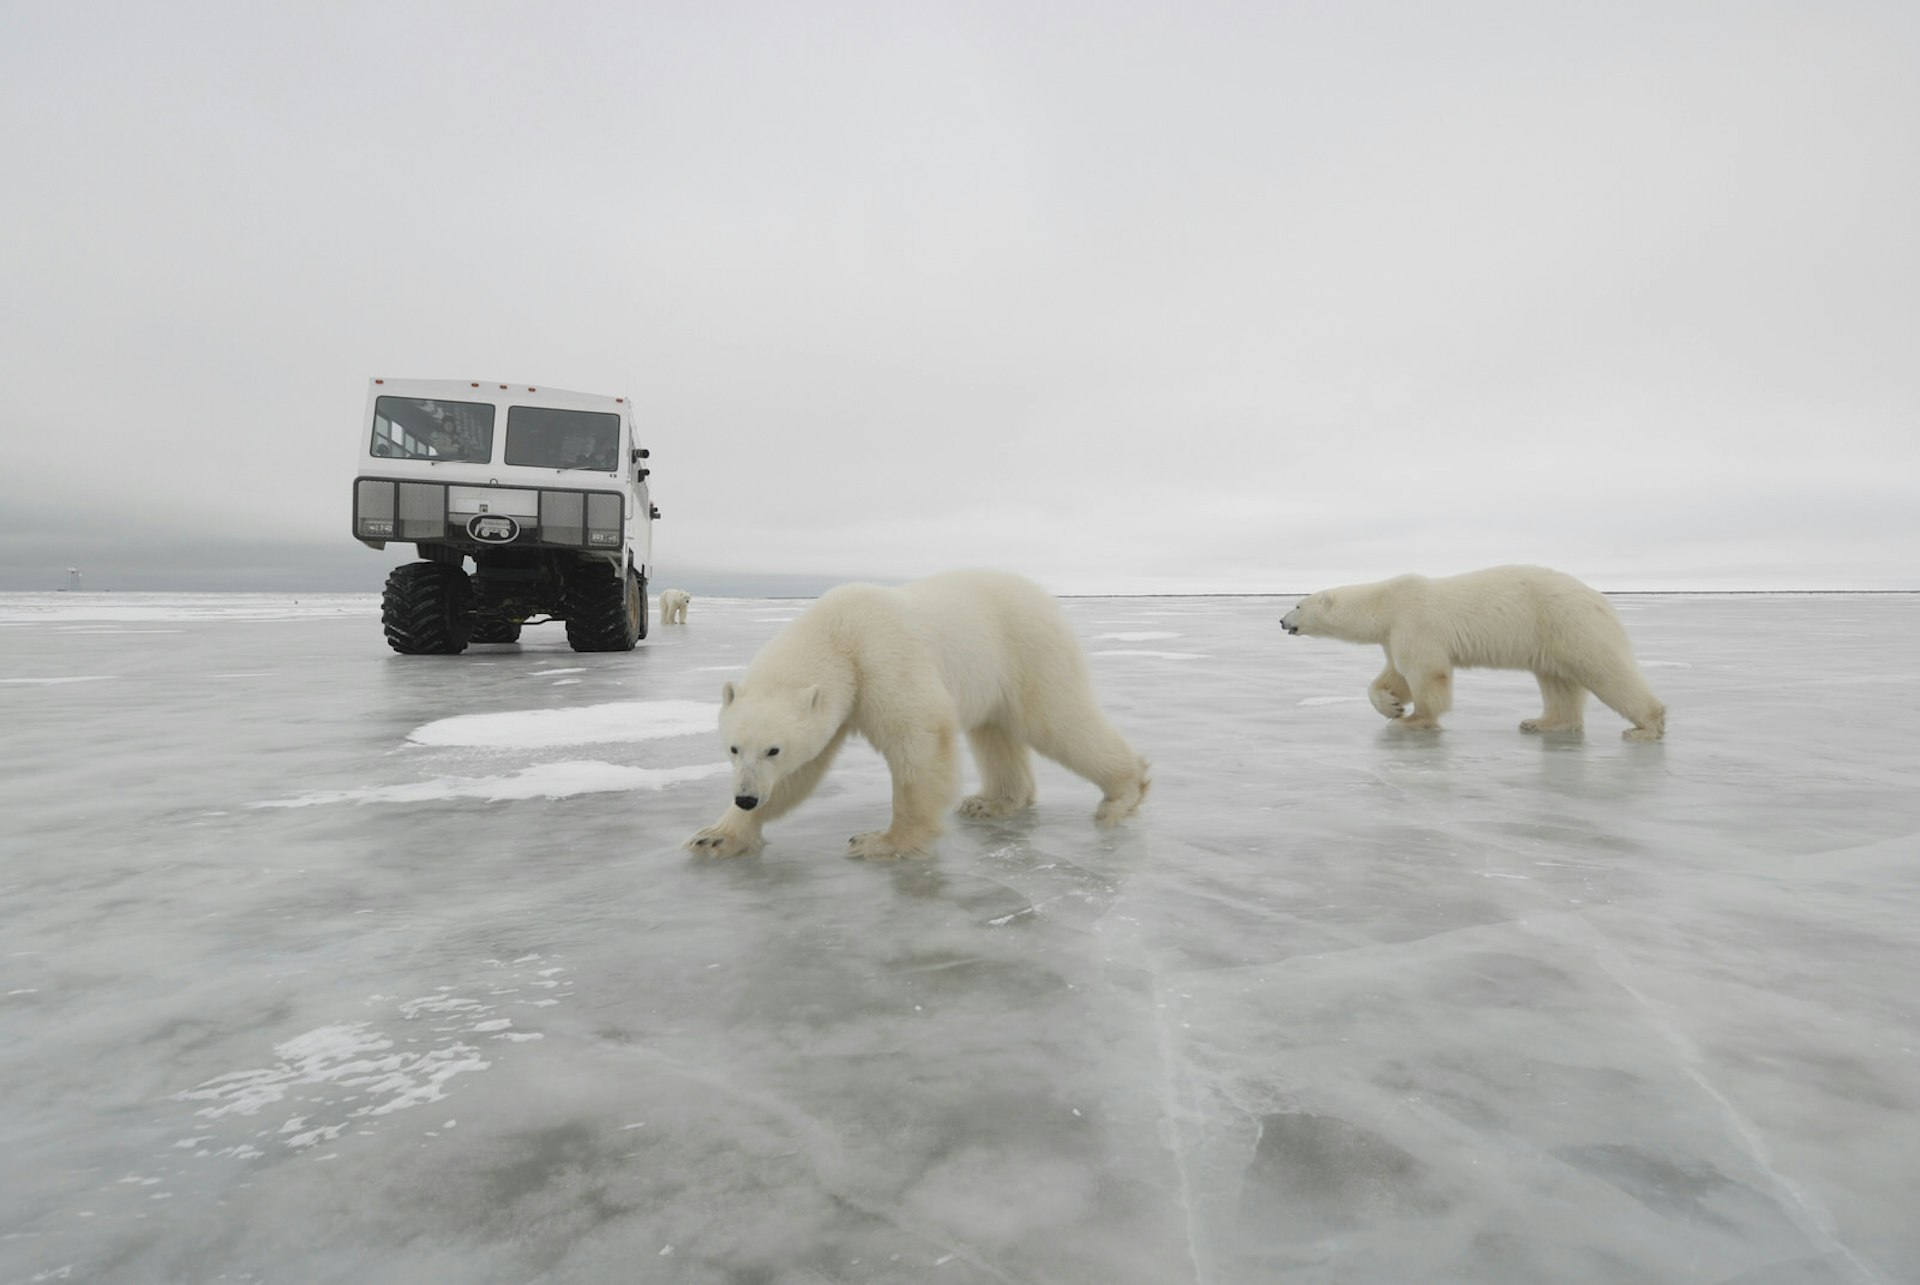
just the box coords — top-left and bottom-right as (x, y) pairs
(2, 590), (1916, 1284)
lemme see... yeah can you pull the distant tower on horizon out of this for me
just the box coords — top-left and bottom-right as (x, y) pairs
(65, 567), (82, 592)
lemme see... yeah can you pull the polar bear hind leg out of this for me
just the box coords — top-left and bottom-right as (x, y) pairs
(1018, 698), (1149, 826)
(1582, 662), (1666, 741)
(958, 721), (1037, 819)
(1521, 673), (1588, 733)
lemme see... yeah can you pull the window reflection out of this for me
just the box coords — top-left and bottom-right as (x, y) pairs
(370, 397), (495, 462)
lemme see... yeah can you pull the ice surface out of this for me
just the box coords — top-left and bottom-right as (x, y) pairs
(2, 591), (1917, 1284)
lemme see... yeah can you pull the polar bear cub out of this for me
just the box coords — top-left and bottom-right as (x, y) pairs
(658, 588), (691, 624)
(1279, 565), (1665, 740)
(686, 569), (1150, 859)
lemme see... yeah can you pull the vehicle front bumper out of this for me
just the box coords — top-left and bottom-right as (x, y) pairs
(352, 477), (625, 551)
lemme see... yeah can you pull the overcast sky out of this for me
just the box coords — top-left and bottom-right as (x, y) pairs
(2, 1), (1915, 594)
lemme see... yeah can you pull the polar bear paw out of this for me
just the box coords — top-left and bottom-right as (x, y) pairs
(685, 826), (761, 859)
(1622, 726), (1664, 742)
(958, 794), (1030, 819)
(1093, 763), (1150, 827)
(848, 830), (930, 860)
(1368, 688), (1406, 719)
(1519, 718), (1581, 734)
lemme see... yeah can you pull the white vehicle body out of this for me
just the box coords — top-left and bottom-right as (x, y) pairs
(352, 377), (651, 577)
(351, 378), (658, 654)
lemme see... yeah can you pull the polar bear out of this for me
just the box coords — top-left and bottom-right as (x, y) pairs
(1279, 565), (1665, 740)
(659, 588), (691, 624)
(685, 569), (1150, 859)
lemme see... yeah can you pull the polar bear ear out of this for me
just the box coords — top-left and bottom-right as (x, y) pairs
(801, 684), (821, 711)
(721, 681), (736, 707)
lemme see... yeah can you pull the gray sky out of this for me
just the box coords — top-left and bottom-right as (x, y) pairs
(3, 0), (1916, 593)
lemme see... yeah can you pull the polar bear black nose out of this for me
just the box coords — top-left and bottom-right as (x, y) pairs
(734, 794), (759, 811)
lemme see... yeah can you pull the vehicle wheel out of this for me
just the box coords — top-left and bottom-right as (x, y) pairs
(471, 612), (522, 644)
(381, 561), (473, 655)
(564, 565), (645, 652)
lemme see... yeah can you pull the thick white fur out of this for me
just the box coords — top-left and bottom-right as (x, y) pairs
(1279, 565), (1666, 740)
(659, 588), (691, 624)
(686, 569), (1150, 859)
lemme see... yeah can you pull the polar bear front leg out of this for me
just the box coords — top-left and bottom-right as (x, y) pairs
(849, 719), (958, 859)
(1368, 661), (1411, 720)
(686, 728), (847, 858)
(1390, 646), (1452, 730)
(685, 807), (765, 859)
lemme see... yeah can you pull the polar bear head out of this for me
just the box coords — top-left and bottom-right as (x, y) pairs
(717, 680), (838, 812)
(1280, 584), (1388, 644)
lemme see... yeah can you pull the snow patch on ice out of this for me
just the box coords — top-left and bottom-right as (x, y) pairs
(1090, 649), (1207, 660)
(1094, 631), (1181, 641)
(1298, 695), (1366, 706)
(251, 760), (728, 808)
(408, 699), (716, 748)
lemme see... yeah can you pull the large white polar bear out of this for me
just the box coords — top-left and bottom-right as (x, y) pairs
(658, 588), (691, 624)
(686, 569), (1150, 859)
(1279, 565), (1666, 740)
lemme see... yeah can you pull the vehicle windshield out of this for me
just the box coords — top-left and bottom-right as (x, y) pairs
(370, 397), (495, 463)
(504, 407), (622, 471)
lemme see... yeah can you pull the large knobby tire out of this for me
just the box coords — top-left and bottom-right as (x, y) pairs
(382, 562), (473, 655)
(564, 565), (646, 652)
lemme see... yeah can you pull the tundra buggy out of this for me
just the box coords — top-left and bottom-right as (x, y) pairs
(352, 378), (656, 654)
